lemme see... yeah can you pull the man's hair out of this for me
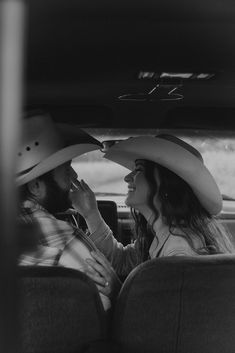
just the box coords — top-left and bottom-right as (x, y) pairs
(19, 170), (54, 203)
(19, 183), (33, 203)
(19, 168), (72, 214)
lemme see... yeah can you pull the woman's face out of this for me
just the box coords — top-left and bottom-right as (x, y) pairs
(124, 160), (160, 215)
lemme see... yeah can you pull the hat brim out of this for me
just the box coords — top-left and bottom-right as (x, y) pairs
(17, 143), (101, 186)
(104, 136), (222, 215)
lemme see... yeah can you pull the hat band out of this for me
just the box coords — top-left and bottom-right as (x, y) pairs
(157, 134), (203, 162)
(17, 164), (38, 177)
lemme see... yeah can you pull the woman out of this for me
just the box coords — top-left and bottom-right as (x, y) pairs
(77, 134), (234, 294)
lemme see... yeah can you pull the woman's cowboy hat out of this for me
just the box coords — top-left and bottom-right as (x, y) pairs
(104, 135), (222, 215)
(16, 114), (102, 186)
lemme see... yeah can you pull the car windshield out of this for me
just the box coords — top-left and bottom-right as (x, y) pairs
(72, 128), (235, 201)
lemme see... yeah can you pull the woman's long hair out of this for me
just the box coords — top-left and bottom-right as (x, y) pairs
(133, 160), (234, 261)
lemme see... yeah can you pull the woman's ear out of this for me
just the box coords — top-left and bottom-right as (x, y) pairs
(27, 179), (46, 200)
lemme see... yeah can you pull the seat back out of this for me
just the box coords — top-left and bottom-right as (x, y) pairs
(18, 266), (107, 353)
(220, 219), (235, 244)
(97, 200), (118, 235)
(112, 255), (235, 353)
(78, 200), (118, 236)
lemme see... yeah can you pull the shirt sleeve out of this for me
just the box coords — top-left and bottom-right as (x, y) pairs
(89, 218), (140, 276)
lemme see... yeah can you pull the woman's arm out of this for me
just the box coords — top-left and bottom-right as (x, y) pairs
(70, 179), (140, 276)
(89, 218), (140, 276)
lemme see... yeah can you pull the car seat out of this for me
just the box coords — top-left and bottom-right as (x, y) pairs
(18, 266), (107, 353)
(78, 200), (118, 237)
(112, 254), (235, 353)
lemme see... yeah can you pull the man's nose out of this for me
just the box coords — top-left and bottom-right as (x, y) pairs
(70, 167), (78, 180)
(124, 171), (133, 183)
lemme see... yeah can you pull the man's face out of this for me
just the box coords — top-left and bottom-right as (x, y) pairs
(53, 161), (76, 192)
(41, 161), (78, 214)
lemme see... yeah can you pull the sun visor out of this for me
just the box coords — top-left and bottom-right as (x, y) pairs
(57, 123), (102, 147)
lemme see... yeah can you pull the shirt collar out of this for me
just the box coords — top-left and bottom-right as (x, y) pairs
(22, 199), (47, 213)
(22, 199), (78, 222)
(22, 200), (46, 211)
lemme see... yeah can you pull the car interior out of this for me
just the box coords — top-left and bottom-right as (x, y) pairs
(1, 0), (235, 352)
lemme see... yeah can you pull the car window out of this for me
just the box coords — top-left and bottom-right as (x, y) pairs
(72, 128), (235, 201)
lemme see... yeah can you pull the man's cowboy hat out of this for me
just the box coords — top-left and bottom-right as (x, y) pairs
(104, 135), (222, 215)
(16, 113), (102, 186)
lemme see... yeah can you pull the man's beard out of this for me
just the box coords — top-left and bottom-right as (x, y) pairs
(40, 173), (72, 215)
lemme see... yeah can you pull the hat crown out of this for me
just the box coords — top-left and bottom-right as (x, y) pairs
(17, 115), (65, 174)
(157, 134), (203, 162)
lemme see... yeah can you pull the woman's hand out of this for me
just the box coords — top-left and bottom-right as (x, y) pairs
(84, 250), (122, 299)
(70, 179), (105, 234)
(70, 179), (98, 219)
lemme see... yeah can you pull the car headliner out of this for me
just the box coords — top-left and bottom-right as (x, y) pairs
(25, 0), (235, 130)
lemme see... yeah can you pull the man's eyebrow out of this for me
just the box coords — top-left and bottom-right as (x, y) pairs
(135, 160), (145, 168)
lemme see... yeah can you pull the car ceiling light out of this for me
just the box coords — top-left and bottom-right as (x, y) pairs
(196, 73), (215, 79)
(138, 71), (215, 80)
(138, 71), (156, 79)
(160, 72), (193, 79)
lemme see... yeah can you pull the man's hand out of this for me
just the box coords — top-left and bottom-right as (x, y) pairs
(84, 250), (122, 299)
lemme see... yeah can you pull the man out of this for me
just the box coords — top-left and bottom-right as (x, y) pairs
(17, 112), (120, 310)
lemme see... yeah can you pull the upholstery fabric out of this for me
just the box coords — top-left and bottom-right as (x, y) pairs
(112, 254), (235, 353)
(18, 266), (107, 353)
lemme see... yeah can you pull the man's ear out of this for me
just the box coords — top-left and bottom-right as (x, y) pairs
(27, 178), (46, 199)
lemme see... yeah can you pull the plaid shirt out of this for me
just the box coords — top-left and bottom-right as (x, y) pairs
(18, 200), (97, 265)
(18, 199), (111, 310)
